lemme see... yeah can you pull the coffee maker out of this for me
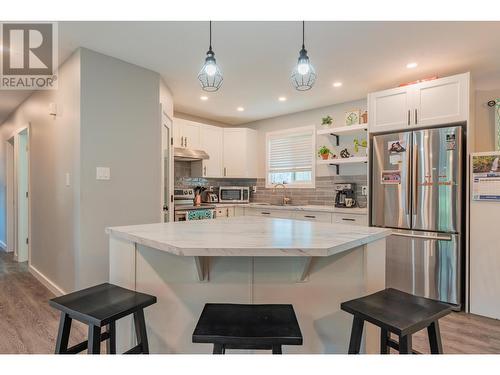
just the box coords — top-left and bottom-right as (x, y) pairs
(334, 183), (356, 208)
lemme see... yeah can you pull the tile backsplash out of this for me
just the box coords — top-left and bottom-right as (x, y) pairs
(174, 162), (367, 208)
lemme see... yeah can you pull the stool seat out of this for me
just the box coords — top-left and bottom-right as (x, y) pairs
(49, 283), (156, 354)
(193, 304), (303, 354)
(341, 288), (453, 354)
(341, 288), (452, 336)
(49, 283), (156, 327)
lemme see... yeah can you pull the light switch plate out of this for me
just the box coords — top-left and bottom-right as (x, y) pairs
(65, 173), (70, 187)
(96, 167), (111, 180)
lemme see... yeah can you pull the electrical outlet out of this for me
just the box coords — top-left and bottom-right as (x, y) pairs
(252, 185), (257, 193)
(361, 186), (368, 196)
(96, 167), (111, 180)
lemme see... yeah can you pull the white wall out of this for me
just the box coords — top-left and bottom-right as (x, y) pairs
(77, 48), (170, 289)
(475, 89), (499, 152)
(0, 50), (81, 292)
(243, 99), (368, 178)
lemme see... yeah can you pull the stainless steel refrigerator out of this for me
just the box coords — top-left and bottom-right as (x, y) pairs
(371, 125), (463, 306)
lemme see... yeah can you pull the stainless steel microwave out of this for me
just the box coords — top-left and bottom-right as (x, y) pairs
(218, 186), (250, 203)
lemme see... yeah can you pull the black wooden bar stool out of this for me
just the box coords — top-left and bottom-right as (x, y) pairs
(341, 288), (453, 354)
(49, 283), (157, 354)
(192, 303), (303, 354)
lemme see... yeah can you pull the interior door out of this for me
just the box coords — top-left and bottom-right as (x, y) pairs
(412, 126), (462, 233)
(371, 132), (412, 229)
(386, 231), (460, 305)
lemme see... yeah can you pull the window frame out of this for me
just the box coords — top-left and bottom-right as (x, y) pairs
(265, 125), (316, 189)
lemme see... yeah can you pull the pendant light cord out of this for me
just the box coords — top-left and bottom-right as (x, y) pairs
(302, 20), (305, 49)
(209, 21), (212, 51)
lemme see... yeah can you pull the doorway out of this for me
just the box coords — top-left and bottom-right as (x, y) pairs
(161, 106), (174, 222)
(6, 127), (30, 263)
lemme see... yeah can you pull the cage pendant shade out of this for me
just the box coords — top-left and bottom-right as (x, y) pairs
(291, 21), (316, 91)
(198, 22), (223, 92)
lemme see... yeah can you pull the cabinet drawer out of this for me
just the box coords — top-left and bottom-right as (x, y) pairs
(292, 211), (332, 223)
(332, 213), (368, 226)
(244, 208), (292, 219)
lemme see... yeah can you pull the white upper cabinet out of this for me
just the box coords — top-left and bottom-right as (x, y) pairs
(222, 128), (258, 178)
(412, 73), (469, 128)
(173, 118), (201, 149)
(368, 72), (469, 133)
(199, 125), (223, 177)
(368, 86), (413, 133)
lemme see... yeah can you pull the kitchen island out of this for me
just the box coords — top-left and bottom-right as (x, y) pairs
(107, 216), (391, 354)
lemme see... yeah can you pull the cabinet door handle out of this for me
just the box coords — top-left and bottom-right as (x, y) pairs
(341, 218), (355, 222)
(304, 215), (316, 219)
(180, 136), (183, 147)
(408, 110), (410, 125)
(224, 167), (227, 177)
(185, 137), (188, 147)
(261, 212), (271, 215)
(415, 109), (417, 124)
(204, 166), (207, 176)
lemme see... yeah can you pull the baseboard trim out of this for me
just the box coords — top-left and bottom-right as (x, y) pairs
(29, 264), (65, 297)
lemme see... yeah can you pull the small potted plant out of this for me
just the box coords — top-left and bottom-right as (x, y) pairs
(321, 115), (333, 127)
(318, 146), (331, 160)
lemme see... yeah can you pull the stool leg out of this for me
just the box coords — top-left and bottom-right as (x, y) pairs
(427, 321), (443, 354)
(134, 309), (149, 354)
(348, 316), (364, 354)
(399, 334), (412, 354)
(213, 343), (225, 354)
(87, 325), (101, 354)
(106, 321), (116, 354)
(55, 312), (72, 354)
(272, 345), (282, 354)
(380, 328), (390, 354)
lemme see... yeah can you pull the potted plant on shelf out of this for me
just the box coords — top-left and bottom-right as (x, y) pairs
(318, 146), (331, 160)
(321, 115), (333, 128)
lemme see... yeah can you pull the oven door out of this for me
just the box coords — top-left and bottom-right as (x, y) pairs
(219, 188), (243, 202)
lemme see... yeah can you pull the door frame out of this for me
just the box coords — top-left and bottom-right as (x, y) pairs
(5, 124), (31, 264)
(160, 104), (174, 223)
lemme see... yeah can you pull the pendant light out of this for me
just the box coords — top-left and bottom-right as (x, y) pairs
(198, 21), (223, 92)
(291, 21), (316, 91)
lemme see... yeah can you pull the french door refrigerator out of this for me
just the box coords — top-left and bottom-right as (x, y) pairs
(371, 125), (463, 306)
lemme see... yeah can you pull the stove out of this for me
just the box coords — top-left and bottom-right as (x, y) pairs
(174, 188), (216, 221)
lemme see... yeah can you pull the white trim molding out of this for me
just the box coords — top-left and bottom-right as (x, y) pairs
(29, 265), (65, 297)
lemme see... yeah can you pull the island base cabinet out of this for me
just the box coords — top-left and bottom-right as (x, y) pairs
(109, 238), (386, 354)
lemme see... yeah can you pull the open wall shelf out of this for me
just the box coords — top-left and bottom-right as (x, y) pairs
(317, 124), (368, 146)
(317, 156), (368, 174)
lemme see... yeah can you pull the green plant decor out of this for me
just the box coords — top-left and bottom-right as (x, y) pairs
(321, 115), (333, 126)
(317, 145), (331, 156)
(353, 138), (367, 153)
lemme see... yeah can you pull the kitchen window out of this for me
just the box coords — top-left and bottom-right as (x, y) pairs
(266, 126), (315, 188)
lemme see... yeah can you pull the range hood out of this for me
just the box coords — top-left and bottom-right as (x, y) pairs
(174, 147), (210, 161)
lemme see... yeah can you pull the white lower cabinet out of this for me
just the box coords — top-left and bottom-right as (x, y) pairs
(291, 211), (332, 223)
(332, 213), (368, 226)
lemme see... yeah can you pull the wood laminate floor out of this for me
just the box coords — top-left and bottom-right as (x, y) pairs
(1, 250), (500, 354)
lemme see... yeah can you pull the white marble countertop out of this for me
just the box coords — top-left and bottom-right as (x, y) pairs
(214, 203), (367, 215)
(106, 216), (390, 257)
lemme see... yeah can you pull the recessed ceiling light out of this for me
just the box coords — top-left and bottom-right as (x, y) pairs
(333, 82), (342, 87)
(278, 97), (287, 102)
(237, 107), (245, 112)
(406, 62), (418, 69)
(200, 96), (208, 101)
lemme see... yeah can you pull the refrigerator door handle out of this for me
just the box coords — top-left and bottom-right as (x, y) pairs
(412, 143), (418, 215)
(392, 232), (453, 241)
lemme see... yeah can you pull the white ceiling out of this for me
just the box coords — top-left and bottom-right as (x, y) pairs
(1, 21), (500, 125)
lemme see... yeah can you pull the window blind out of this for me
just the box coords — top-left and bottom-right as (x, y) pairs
(268, 130), (313, 173)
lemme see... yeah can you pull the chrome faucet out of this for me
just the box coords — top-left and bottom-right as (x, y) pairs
(273, 183), (291, 205)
